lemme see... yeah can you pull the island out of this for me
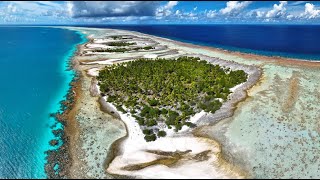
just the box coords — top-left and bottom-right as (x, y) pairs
(46, 27), (263, 179)
(97, 56), (247, 141)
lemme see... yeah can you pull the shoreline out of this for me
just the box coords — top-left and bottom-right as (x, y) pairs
(103, 99), (248, 178)
(55, 26), (320, 178)
(44, 31), (88, 178)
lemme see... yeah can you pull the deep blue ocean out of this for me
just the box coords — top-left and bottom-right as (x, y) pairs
(77, 24), (320, 60)
(0, 27), (84, 178)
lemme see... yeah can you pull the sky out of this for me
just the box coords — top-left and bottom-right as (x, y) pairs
(1, 1), (320, 24)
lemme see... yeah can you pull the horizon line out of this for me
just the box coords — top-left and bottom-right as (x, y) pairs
(1, 23), (320, 26)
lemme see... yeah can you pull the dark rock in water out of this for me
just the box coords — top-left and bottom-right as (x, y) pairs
(50, 122), (58, 129)
(50, 140), (59, 146)
(49, 113), (57, 118)
(52, 129), (64, 137)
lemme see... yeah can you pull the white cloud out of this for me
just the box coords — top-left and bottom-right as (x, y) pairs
(266, 1), (287, 18)
(156, 1), (179, 17)
(7, 4), (17, 13)
(0, 1), (70, 24)
(139, 16), (150, 20)
(164, 1), (178, 9)
(6, 1), (64, 15)
(2, 1), (320, 24)
(67, 2), (73, 17)
(247, 1), (305, 21)
(300, 3), (320, 19)
(69, 1), (159, 18)
(174, 10), (183, 19)
(181, 12), (198, 20)
(248, 10), (266, 18)
(188, 12), (196, 17)
(155, 2), (201, 21)
(291, 1), (307, 6)
(220, 1), (251, 16)
(256, 11), (265, 18)
(105, 15), (150, 23)
(206, 10), (216, 18)
(287, 14), (294, 19)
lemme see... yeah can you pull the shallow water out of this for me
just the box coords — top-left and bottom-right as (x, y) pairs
(206, 65), (320, 178)
(0, 27), (83, 178)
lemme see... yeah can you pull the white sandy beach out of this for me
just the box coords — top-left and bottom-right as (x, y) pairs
(86, 67), (101, 77)
(105, 102), (244, 179)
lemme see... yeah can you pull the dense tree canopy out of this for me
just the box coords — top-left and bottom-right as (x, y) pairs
(92, 46), (154, 53)
(97, 56), (247, 141)
(107, 42), (136, 46)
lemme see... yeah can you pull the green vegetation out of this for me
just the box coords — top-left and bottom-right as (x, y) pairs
(92, 46), (154, 53)
(110, 35), (122, 40)
(107, 42), (136, 46)
(133, 46), (155, 51)
(157, 130), (167, 137)
(93, 48), (129, 53)
(143, 129), (153, 135)
(144, 134), (157, 142)
(109, 35), (132, 40)
(142, 46), (154, 50)
(97, 56), (248, 142)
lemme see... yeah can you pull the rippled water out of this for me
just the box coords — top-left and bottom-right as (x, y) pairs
(0, 27), (83, 178)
